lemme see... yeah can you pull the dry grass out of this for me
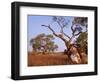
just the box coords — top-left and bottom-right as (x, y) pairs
(28, 51), (88, 66)
(28, 52), (69, 66)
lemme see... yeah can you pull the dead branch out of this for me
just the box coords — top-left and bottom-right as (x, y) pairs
(57, 21), (63, 33)
(42, 24), (69, 49)
(41, 25), (58, 37)
(63, 32), (71, 40)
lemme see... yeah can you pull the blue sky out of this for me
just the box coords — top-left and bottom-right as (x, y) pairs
(28, 15), (74, 52)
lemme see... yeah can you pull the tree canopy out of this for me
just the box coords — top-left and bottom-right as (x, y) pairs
(30, 33), (58, 53)
(76, 32), (88, 54)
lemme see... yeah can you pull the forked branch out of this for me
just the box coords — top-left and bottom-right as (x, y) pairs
(41, 25), (58, 37)
(42, 24), (71, 40)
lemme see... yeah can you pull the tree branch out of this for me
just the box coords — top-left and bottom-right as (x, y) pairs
(71, 25), (74, 33)
(41, 25), (58, 37)
(69, 31), (82, 43)
(42, 24), (70, 49)
(74, 32), (82, 36)
(63, 32), (71, 39)
(56, 21), (71, 40)
(42, 24), (71, 41)
(56, 21), (63, 33)
(85, 27), (88, 32)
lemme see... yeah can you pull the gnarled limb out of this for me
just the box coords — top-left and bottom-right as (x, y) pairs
(41, 25), (58, 37)
(42, 24), (70, 49)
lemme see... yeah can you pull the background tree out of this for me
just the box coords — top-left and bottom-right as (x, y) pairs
(42, 16), (88, 52)
(30, 33), (58, 54)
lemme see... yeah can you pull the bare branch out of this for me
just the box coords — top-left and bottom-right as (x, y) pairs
(71, 25), (74, 33)
(74, 32), (82, 36)
(56, 21), (64, 33)
(63, 32), (71, 40)
(41, 25), (58, 37)
(42, 24), (69, 40)
(69, 35), (74, 43)
(56, 21), (71, 40)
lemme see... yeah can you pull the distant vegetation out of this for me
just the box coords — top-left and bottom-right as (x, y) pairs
(30, 33), (58, 54)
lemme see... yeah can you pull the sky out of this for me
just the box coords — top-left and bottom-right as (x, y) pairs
(27, 15), (74, 52)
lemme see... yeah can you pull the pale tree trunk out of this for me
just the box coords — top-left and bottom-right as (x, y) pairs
(41, 25), (83, 64)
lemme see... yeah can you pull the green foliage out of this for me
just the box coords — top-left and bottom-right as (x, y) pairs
(73, 17), (87, 26)
(52, 16), (68, 28)
(30, 33), (58, 53)
(76, 32), (88, 54)
(77, 32), (87, 43)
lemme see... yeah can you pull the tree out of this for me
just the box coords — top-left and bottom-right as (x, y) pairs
(42, 16), (88, 50)
(30, 33), (58, 54)
(76, 32), (88, 54)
